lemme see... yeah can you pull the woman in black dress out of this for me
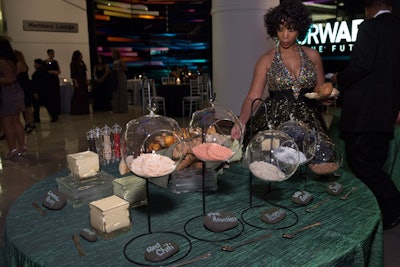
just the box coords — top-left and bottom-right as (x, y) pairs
(70, 50), (89, 115)
(92, 54), (112, 111)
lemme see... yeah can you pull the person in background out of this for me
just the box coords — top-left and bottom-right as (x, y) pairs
(92, 54), (111, 111)
(231, 0), (335, 149)
(0, 36), (26, 159)
(169, 65), (180, 79)
(14, 49), (35, 133)
(196, 65), (204, 77)
(70, 50), (89, 115)
(32, 58), (51, 123)
(111, 48), (128, 113)
(331, 0), (400, 230)
(45, 49), (61, 122)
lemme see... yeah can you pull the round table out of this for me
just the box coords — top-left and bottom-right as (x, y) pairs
(1, 163), (383, 266)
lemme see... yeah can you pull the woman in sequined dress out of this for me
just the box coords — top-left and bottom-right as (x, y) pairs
(232, 1), (334, 149)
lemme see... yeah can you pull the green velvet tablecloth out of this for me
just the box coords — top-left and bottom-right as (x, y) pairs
(1, 163), (383, 267)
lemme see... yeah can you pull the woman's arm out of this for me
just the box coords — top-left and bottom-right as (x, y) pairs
(303, 46), (325, 91)
(231, 52), (272, 139)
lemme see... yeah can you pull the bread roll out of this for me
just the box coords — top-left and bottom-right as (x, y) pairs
(318, 82), (334, 97)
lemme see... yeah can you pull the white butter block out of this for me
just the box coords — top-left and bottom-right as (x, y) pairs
(89, 195), (130, 234)
(67, 151), (99, 178)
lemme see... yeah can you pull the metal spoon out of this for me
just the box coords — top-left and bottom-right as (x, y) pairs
(32, 202), (46, 216)
(221, 233), (271, 252)
(306, 198), (329, 213)
(340, 186), (358, 200)
(282, 222), (321, 239)
(72, 234), (85, 257)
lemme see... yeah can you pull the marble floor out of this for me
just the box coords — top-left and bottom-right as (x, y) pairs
(0, 105), (399, 266)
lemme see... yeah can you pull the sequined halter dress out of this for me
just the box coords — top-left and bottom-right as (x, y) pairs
(244, 45), (332, 148)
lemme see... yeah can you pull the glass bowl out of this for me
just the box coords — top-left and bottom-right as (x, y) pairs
(308, 133), (342, 175)
(122, 114), (184, 178)
(245, 129), (300, 182)
(276, 120), (316, 164)
(188, 105), (243, 162)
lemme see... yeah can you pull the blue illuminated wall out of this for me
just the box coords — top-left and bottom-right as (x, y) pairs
(92, 1), (211, 81)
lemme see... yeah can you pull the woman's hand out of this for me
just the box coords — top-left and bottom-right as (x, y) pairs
(316, 82), (334, 98)
(320, 87), (339, 105)
(231, 123), (244, 140)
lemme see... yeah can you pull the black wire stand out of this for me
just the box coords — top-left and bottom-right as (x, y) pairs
(183, 111), (245, 242)
(123, 178), (192, 266)
(240, 98), (300, 230)
(241, 173), (299, 230)
(183, 161), (245, 242)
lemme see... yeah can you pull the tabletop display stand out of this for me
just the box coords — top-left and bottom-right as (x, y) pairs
(183, 145), (244, 243)
(276, 118), (317, 189)
(183, 101), (245, 242)
(122, 104), (192, 266)
(123, 177), (192, 266)
(240, 99), (302, 230)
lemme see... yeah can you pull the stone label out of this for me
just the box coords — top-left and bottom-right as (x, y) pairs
(203, 211), (238, 232)
(144, 240), (179, 262)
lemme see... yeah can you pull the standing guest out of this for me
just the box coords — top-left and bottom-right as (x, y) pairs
(14, 50), (35, 133)
(169, 65), (180, 79)
(92, 54), (112, 111)
(111, 48), (128, 113)
(32, 58), (52, 123)
(0, 36), (26, 159)
(31, 59), (43, 123)
(231, 0), (335, 151)
(331, 0), (400, 230)
(70, 50), (89, 115)
(45, 49), (61, 122)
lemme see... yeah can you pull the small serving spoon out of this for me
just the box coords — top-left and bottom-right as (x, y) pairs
(341, 186), (358, 200)
(221, 233), (271, 252)
(32, 202), (46, 216)
(282, 222), (321, 239)
(306, 198), (330, 213)
(72, 234), (85, 257)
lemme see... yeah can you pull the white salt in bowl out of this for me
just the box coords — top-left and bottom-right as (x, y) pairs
(123, 113), (184, 178)
(277, 120), (317, 164)
(245, 129), (300, 182)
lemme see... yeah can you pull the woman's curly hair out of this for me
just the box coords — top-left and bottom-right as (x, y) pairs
(264, 0), (312, 41)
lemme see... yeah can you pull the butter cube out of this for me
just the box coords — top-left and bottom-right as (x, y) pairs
(89, 195), (130, 234)
(67, 151), (99, 178)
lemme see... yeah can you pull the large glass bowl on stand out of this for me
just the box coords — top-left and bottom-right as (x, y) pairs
(183, 102), (245, 242)
(121, 104), (191, 266)
(308, 132), (343, 176)
(277, 119), (317, 187)
(242, 129), (302, 230)
(240, 99), (301, 230)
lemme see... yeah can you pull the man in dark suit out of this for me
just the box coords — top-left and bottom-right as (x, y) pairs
(332, 0), (400, 230)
